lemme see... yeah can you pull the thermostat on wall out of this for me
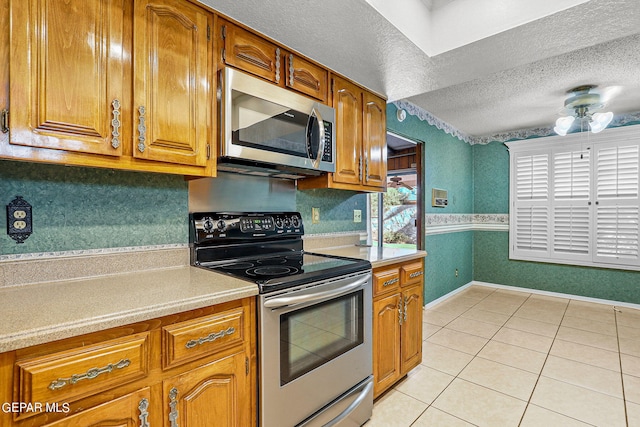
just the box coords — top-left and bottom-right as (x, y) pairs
(432, 188), (448, 207)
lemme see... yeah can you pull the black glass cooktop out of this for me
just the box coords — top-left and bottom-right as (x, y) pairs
(199, 251), (370, 292)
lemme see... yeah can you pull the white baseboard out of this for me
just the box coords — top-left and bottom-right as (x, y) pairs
(423, 282), (474, 309)
(424, 280), (640, 311)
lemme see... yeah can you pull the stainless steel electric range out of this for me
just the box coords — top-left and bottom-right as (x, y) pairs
(190, 212), (373, 427)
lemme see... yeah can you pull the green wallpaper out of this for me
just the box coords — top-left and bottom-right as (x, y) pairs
(295, 188), (368, 235)
(0, 158), (367, 256)
(1, 160), (188, 255)
(472, 141), (509, 214)
(387, 104), (473, 214)
(474, 231), (640, 304)
(425, 231), (473, 302)
(388, 103), (474, 303)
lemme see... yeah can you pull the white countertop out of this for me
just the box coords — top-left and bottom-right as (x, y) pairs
(0, 266), (257, 352)
(311, 246), (427, 268)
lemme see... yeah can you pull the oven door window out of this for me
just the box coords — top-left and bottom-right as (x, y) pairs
(232, 90), (310, 158)
(280, 290), (364, 385)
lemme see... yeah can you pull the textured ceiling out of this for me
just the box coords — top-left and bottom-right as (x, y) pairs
(199, 0), (640, 139)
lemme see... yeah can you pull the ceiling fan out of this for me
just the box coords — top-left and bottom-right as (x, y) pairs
(554, 85), (617, 136)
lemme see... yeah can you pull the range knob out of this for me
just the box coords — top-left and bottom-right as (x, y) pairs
(203, 217), (214, 232)
(217, 220), (226, 231)
(283, 217), (291, 228)
(275, 217), (284, 229)
(291, 216), (300, 228)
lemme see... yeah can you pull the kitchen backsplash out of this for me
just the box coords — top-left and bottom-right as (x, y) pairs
(0, 160), (189, 256)
(1, 160), (367, 257)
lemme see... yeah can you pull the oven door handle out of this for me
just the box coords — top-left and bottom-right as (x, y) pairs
(263, 273), (371, 309)
(324, 379), (373, 427)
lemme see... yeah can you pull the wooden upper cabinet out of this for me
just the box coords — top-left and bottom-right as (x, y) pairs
(285, 54), (328, 102)
(298, 75), (387, 192)
(332, 76), (363, 186)
(221, 21), (282, 84)
(9, 0), (127, 156)
(363, 91), (387, 188)
(133, 0), (212, 167)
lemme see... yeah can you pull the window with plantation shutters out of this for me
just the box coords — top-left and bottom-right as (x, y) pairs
(507, 126), (640, 272)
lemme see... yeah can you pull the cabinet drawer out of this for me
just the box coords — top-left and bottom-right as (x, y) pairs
(401, 262), (424, 286)
(16, 333), (150, 412)
(222, 21), (282, 84)
(373, 268), (400, 296)
(162, 306), (245, 369)
(285, 54), (328, 102)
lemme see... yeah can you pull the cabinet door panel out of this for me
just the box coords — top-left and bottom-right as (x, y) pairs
(164, 352), (249, 427)
(42, 388), (150, 427)
(133, 0), (211, 166)
(372, 293), (401, 398)
(223, 22), (281, 84)
(10, 0), (125, 156)
(332, 77), (362, 186)
(363, 91), (387, 189)
(401, 283), (423, 375)
(286, 54), (328, 102)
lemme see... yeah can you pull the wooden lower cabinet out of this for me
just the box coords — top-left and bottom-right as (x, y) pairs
(372, 293), (401, 396)
(0, 298), (255, 427)
(163, 351), (249, 427)
(40, 388), (151, 427)
(372, 260), (424, 398)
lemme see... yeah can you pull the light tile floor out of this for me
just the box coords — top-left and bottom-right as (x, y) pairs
(365, 285), (640, 427)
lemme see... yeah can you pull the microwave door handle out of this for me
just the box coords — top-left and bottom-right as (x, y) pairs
(263, 273), (370, 309)
(306, 106), (324, 167)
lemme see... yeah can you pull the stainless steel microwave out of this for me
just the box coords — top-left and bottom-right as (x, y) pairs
(218, 67), (335, 178)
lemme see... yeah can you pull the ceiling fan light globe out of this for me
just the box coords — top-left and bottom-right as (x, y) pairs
(589, 111), (614, 133)
(554, 116), (575, 135)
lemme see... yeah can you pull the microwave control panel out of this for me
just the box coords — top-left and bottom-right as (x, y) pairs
(322, 122), (333, 162)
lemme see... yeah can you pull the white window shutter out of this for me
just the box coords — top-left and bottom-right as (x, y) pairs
(511, 153), (550, 259)
(551, 150), (591, 260)
(594, 144), (640, 266)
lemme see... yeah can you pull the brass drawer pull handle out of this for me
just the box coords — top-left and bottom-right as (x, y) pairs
(48, 358), (131, 391)
(383, 278), (399, 287)
(409, 271), (423, 279)
(185, 326), (236, 349)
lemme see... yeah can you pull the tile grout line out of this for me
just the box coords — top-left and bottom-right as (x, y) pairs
(407, 287), (499, 426)
(613, 305), (630, 427)
(516, 294), (571, 427)
(427, 288), (531, 426)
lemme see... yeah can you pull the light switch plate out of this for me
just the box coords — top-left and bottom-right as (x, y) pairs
(312, 207), (320, 224)
(353, 209), (362, 223)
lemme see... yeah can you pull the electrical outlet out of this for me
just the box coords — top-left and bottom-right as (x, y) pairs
(353, 209), (362, 223)
(455, 269), (459, 277)
(7, 196), (33, 244)
(312, 207), (320, 224)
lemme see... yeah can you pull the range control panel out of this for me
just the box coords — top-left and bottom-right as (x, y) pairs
(190, 212), (303, 243)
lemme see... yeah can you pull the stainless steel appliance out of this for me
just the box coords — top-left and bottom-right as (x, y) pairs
(189, 212), (373, 427)
(218, 68), (335, 179)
